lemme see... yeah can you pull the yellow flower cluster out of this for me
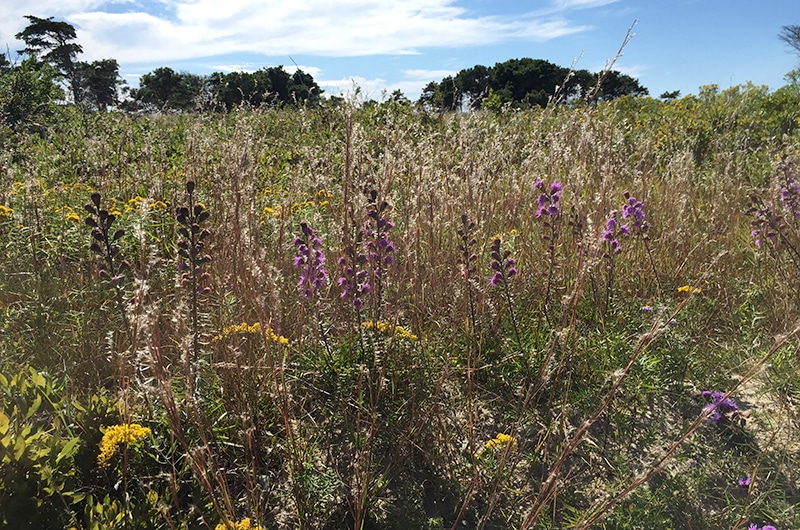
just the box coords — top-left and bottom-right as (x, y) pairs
(361, 321), (418, 341)
(213, 322), (289, 344)
(0, 205), (14, 219)
(261, 189), (333, 220)
(97, 423), (151, 466)
(55, 205), (82, 223)
(214, 518), (263, 530)
(485, 433), (518, 451)
(121, 196), (169, 213)
(677, 285), (702, 294)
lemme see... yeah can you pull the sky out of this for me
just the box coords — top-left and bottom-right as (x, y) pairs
(1, 0), (799, 101)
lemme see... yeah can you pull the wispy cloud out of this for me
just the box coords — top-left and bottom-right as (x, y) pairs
(2, 0), (594, 64)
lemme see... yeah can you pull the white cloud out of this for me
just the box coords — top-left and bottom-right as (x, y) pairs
(2, 0), (593, 64)
(403, 69), (459, 81)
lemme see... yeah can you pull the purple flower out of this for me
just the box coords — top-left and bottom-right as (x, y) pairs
(534, 180), (562, 219)
(488, 237), (518, 288)
(294, 222), (328, 298)
(701, 390), (739, 424)
(762, 525), (777, 530)
(738, 475), (751, 488)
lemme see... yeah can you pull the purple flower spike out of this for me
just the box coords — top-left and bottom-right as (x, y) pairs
(293, 221), (328, 298)
(489, 237), (518, 288)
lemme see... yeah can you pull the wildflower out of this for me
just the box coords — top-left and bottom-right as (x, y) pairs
(701, 390), (739, 424)
(686, 458), (699, 468)
(738, 475), (751, 488)
(641, 305), (653, 312)
(602, 210), (624, 256)
(677, 285), (702, 294)
(621, 191), (650, 236)
(780, 174), (800, 218)
(489, 238), (517, 287)
(214, 518), (263, 530)
(534, 179), (562, 219)
(293, 221), (328, 298)
(98, 423), (151, 466)
(0, 205), (13, 219)
(485, 433), (518, 451)
(362, 320), (418, 341)
(213, 322), (288, 344)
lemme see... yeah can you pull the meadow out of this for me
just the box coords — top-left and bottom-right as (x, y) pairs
(1, 79), (800, 529)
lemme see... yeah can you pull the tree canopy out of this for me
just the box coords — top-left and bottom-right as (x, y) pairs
(780, 24), (800, 57)
(15, 15), (83, 100)
(418, 58), (648, 111)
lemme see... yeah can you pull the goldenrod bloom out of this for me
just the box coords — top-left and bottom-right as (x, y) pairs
(485, 433), (518, 451)
(97, 423), (151, 466)
(215, 518), (263, 530)
(213, 322), (289, 344)
(362, 320), (418, 341)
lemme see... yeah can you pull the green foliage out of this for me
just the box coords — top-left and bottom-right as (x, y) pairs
(207, 66), (323, 110)
(417, 57), (648, 110)
(130, 67), (207, 112)
(0, 57), (63, 132)
(74, 59), (126, 111)
(0, 368), (83, 528)
(15, 15), (83, 101)
(0, 75), (798, 529)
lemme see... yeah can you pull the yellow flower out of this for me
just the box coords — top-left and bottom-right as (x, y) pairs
(97, 423), (151, 466)
(485, 433), (517, 451)
(362, 321), (418, 341)
(213, 322), (288, 344)
(214, 518), (263, 530)
(0, 205), (15, 219)
(677, 285), (702, 294)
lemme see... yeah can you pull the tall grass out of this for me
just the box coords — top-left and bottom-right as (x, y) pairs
(1, 80), (799, 529)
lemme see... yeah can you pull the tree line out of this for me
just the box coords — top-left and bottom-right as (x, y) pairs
(9, 15), (799, 126)
(419, 59), (648, 111)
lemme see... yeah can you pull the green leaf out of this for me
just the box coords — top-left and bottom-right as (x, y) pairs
(0, 411), (8, 437)
(56, 437), (81, 465)
(30, 370), (46, 388)
(24, 394), (42, 420)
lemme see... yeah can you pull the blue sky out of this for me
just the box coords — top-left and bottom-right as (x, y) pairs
(1, 0), (798, 101)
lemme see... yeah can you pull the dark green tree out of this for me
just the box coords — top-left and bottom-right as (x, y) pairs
(455, 64), (490, 109)
(15, 16), (83, 101)
(660, 90), (681, 101)
(132, 67), (205, 111)
(73, 58), (126, 111)
(779, 24), (800, 56)
(489, 58), (567, 107)
(207, 66), (321, 111)
(417, 77), (458, 111)
(0, 57), (63, 131)
(590, 70), (648, 101)
(0, 53), (11, 74)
